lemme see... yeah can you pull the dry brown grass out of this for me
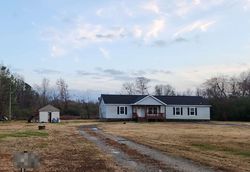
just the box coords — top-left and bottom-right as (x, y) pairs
(100, 121), (250, 172)
(0, 120), (122, 172)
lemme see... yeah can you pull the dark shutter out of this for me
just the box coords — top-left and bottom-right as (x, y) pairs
(125, 107), (127, 115)
(173, 107), (175, 115)
(188, 107), (189, 115)
(195, 108), (197, 116)
(181, 107), (183, 115)
(117, 106), (119, 115)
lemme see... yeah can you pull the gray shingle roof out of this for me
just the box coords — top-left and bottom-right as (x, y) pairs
(39, 105), (60, 112)
(101, 94), (210, 105)
(155, 96), (209, 105)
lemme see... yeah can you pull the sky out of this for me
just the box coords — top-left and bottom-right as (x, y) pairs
(1, 0), (250, 100)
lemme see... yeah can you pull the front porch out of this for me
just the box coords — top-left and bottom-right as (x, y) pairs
(132, 105), (165, 121)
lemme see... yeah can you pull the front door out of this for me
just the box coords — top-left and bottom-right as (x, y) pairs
(48, 112), (52, 122)
(137, 107), (145, 117)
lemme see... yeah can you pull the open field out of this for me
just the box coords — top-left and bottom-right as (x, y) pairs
(0, 120), (121, 172)
(1, 120), (250, 172)
(100, 121), (250, 172)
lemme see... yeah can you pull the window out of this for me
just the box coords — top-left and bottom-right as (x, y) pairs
(117, 106), (127, 115)
(153, 107), (157, 114)
(176, 107), (180, 115)
(148, 107), (153, 114)
(120, 107), (125, 114)
(189, 107), (197, 115)
(173, 107), (183, 115)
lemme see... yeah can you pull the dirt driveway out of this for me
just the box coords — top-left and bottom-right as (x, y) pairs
(80, 125), (219, 172)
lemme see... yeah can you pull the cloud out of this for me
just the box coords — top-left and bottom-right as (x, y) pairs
(142, 1), (160, 14)
(243, 0), (250, 10)
(102, 69), (124, 75)
(150, 69), (172, 75)
(41, 23), (127, 57)
(51, 45), (66, 57)
(174, 20), (216, 37)
(193, 0), (201, 5)
(77, 70), (98, 76)
(34, 68), (61, 75)
(76, 68), (132, 82)
(153, 40), (167, 47)
(131, 70), (147, 76)
(99, 47), (111, 60)
(145, 18), (165, 40)
(96, 8), (104, 17)
(152, 37), (187, 47)
(133, 26), (143, 38)
(174, 37), (188, 43)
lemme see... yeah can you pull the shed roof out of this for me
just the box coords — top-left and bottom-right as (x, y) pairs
(39, 105), (60, 112)
(101, 94), (210, 105)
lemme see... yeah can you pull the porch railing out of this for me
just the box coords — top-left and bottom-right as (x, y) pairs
(132, 113), (164, 120)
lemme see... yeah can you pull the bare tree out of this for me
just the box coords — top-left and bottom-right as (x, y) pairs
(238, 71), (250, 96)
(155, 84), (175, 96)
(202, 76), (229, 99)
(182, 88), (193, 96)
(122, 82), (136, 95)
(135, 77), (150, 95)
(34, 78), (50, 106)
(229, 76), (241, 97)
(195, 88), (204, 96)
(56, 78), (70, 111)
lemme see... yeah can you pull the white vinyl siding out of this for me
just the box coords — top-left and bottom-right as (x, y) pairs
(166, 106), (210, 120)
(105, 105), (132, 119)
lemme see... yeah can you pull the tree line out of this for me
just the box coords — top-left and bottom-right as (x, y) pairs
(0, 65), (98, 120)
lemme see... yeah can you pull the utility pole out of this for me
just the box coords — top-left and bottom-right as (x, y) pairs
(9, 84), (12, 120)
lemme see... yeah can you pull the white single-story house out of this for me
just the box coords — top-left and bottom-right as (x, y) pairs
(39, 105), (60, 123)
(99, 94), (211, 121)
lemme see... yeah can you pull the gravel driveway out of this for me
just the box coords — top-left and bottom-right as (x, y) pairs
(79, 125), (220, 172)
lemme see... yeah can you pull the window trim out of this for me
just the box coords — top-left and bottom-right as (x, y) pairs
(189, 107), (197, 115)
(117, 106), (127, 115)
(148, 107), (153, 114)
(175, 107), (181, 115)
(153, 107), (157, 114)
(173, 107), (183, 115)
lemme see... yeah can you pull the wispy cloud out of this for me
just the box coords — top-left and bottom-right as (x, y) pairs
(133, 25), (143, 38)
(34, 68), (61, 75)
(99, 47), (111, 60)
(174, 20), (216, 37)
(96, 8), (104, 17)
(174, 0), (225, 17)
(51, 44), (66, 57)
(142, 1), (160, 14)
(243, 0), (250, 10)
(145, 18), (166, 40)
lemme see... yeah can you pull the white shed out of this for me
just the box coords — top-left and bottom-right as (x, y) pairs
(39, 105), (60, 123)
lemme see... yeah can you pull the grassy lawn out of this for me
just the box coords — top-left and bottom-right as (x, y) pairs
(0, 120), (121, 172)
(1, 120), (250, 172)
(100, 121), (250, 172)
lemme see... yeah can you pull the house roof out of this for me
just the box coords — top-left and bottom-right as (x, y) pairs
(101, 94), (147, 104)
(39, 105), (60, 112)
(155, 96), (209, 105)
(101, 94), (210, 105)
